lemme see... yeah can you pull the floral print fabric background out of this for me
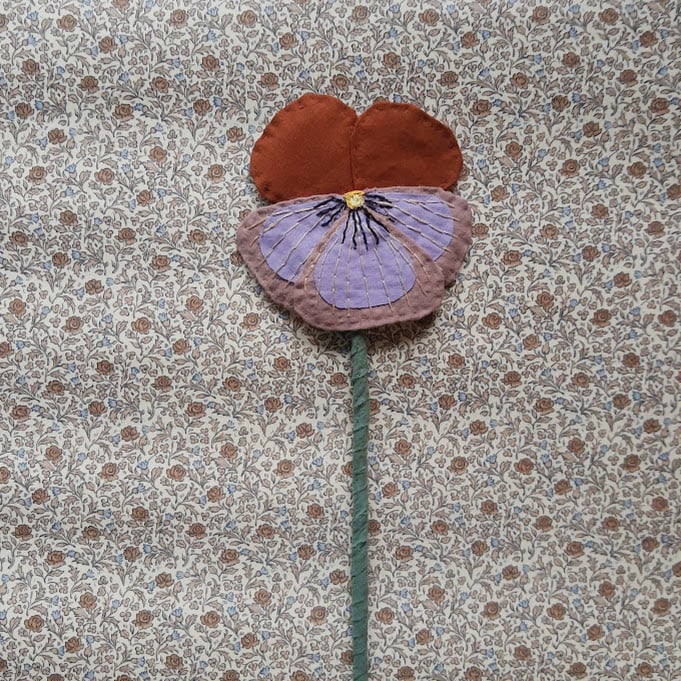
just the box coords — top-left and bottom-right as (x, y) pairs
(0, 0), (679, 679)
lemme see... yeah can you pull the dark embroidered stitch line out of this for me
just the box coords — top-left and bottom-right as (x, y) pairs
(312, 193), (393, 251)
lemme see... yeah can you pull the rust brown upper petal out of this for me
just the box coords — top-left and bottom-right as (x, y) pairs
(249, 94), (357, 202)
(350, 101), (463, 190)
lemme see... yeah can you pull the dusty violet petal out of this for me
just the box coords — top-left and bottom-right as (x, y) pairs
(236, 194), (343, 312)
(258, 197), (339, 283)
(366, 187), (472, 285)
(312, 210), (417, 309)
(236, 187), (472, 331)
(292, 209), (446, 331)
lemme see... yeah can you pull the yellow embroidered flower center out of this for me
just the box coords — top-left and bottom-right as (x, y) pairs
(343, 190), (365, 210)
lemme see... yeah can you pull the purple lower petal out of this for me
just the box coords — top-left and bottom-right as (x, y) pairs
(313, 212), (416, 309)
(366, 190), (454, 261)
(259, 197), (343, 282)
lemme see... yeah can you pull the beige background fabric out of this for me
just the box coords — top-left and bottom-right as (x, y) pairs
(0, 1), (679, 679)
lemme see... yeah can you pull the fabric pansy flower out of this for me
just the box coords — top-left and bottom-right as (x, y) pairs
(235, 94), (473, 681)
(237, 94), (472, 330)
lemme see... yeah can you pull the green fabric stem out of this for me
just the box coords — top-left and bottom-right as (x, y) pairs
(350, 332), (370, 681)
